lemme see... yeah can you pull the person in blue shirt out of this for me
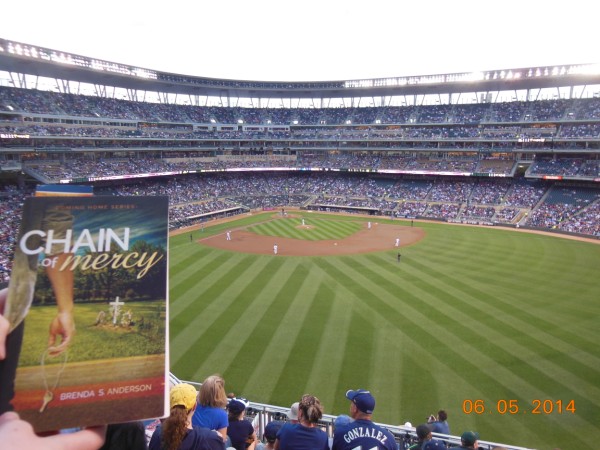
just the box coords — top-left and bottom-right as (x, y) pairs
(191, 375), (229, 443)
(274, 394), (328, 450)
(332, 389), (397, 450)
(427, 410), (450, 435)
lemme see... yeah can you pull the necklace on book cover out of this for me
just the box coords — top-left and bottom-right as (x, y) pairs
(39, 349), (68, 413)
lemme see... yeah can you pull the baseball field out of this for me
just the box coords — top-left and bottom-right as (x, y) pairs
(168, 211), (600, 450)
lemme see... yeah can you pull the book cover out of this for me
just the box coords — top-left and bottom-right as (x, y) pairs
(3, 195), (169, 432)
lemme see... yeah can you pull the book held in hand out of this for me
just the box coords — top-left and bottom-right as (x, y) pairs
(3, 195), (169, 432)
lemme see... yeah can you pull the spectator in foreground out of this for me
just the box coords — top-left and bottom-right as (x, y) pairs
(332, 389), (396, 450)
(149, 383), (225, 450)
(99, 421), (147, 450)
(274, 394), (328, 450)
(256, 420), (283, 450)
(227, 397), (257, 450)
(192, 375), (229, 443)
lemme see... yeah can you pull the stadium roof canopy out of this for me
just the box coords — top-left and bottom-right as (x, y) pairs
(1, 38), (600, 101)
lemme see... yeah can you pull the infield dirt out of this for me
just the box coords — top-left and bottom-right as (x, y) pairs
(189, 213), (425, 256)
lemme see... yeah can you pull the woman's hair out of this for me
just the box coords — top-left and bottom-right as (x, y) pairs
(298, 394), (323, 424)
(437, 410), (447, 421)
(161, 406), (189, 450)
(198, 374), (228, 408)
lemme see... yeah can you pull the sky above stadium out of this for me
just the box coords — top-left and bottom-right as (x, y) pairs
(2, 0), (596, 82)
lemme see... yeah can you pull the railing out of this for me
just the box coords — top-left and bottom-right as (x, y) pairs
(172, 374), (534, 450)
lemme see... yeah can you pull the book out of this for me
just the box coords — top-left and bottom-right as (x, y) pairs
(3, 195), (169, 432)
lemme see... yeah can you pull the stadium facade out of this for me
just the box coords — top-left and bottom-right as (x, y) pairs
(1, 38), (600, 237)
(1, 38), (600, 449)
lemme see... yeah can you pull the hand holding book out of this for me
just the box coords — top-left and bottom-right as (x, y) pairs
(1, 287), (106, 449)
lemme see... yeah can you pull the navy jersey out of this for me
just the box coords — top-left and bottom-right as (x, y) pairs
(332, 419), (397, 450)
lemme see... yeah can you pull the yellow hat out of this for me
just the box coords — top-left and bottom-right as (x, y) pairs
(170, 383), (198, 410)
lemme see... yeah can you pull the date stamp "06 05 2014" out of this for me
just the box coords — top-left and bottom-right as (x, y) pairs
(462, 399), (576, 415)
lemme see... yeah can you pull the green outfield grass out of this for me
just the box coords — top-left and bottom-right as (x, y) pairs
(169, 213), (600, 450)
(249, 217), (362, 240)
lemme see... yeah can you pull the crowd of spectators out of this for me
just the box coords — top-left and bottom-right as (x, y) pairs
(525, 186), (600, 230)
(0, 186), (28, 282)
(2, 86), (600, 170)
(1, 174), (599, 281)
(18, 155), (522, 185)
(558, 200), (600, 236)
(5, 86), (600, 126)
(527, 158), (600, 178)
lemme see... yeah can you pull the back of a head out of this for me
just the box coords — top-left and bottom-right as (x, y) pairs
(287, 402), (299, 422)
(199, 374), (227, 407)
(299, 394), (323, 424)
(437, 410), (447, 421)
(264, 421), (284, 443)
(99, 422), (147, 450)
(416, 424), (433, 441)
(227, 397), (249, 420)
(163, 383), (199, 449)
(163, 405), (192, 449)
(334, 414), (352, 430)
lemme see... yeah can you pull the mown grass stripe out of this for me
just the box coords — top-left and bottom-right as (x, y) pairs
(179, 257), (285, 380)
(241, 260), (331, 403)
(221, 259), (311, 394)
(170, 252), (248, 321)
(169, 252), (233, 316)
(359, 251), (600, 417)
(404, 257), (600, 377)
(329, 311), (376, 414)
(270, 281), (338, 402)
(309, 257), (541, 443)
(303, 286), (355, 411)
(170, 256), (273, 369)
(310, 257), (592, 447)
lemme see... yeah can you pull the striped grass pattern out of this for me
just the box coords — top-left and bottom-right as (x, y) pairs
(169, 213), (600, 450)
(249, 217), (361, 240)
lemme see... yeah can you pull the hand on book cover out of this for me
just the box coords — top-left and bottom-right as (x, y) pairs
(45, 252), (76, 357)
(47, 311), (75, 357)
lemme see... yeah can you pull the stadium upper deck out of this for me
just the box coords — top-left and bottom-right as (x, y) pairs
(0, 38), (599, 185)
(1, 38), (600, 102)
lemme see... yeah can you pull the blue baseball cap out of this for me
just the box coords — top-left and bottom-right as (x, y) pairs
(227, 397), (249, 414)
(346, 389), (375, 414)
(264, 421), (284, 442)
